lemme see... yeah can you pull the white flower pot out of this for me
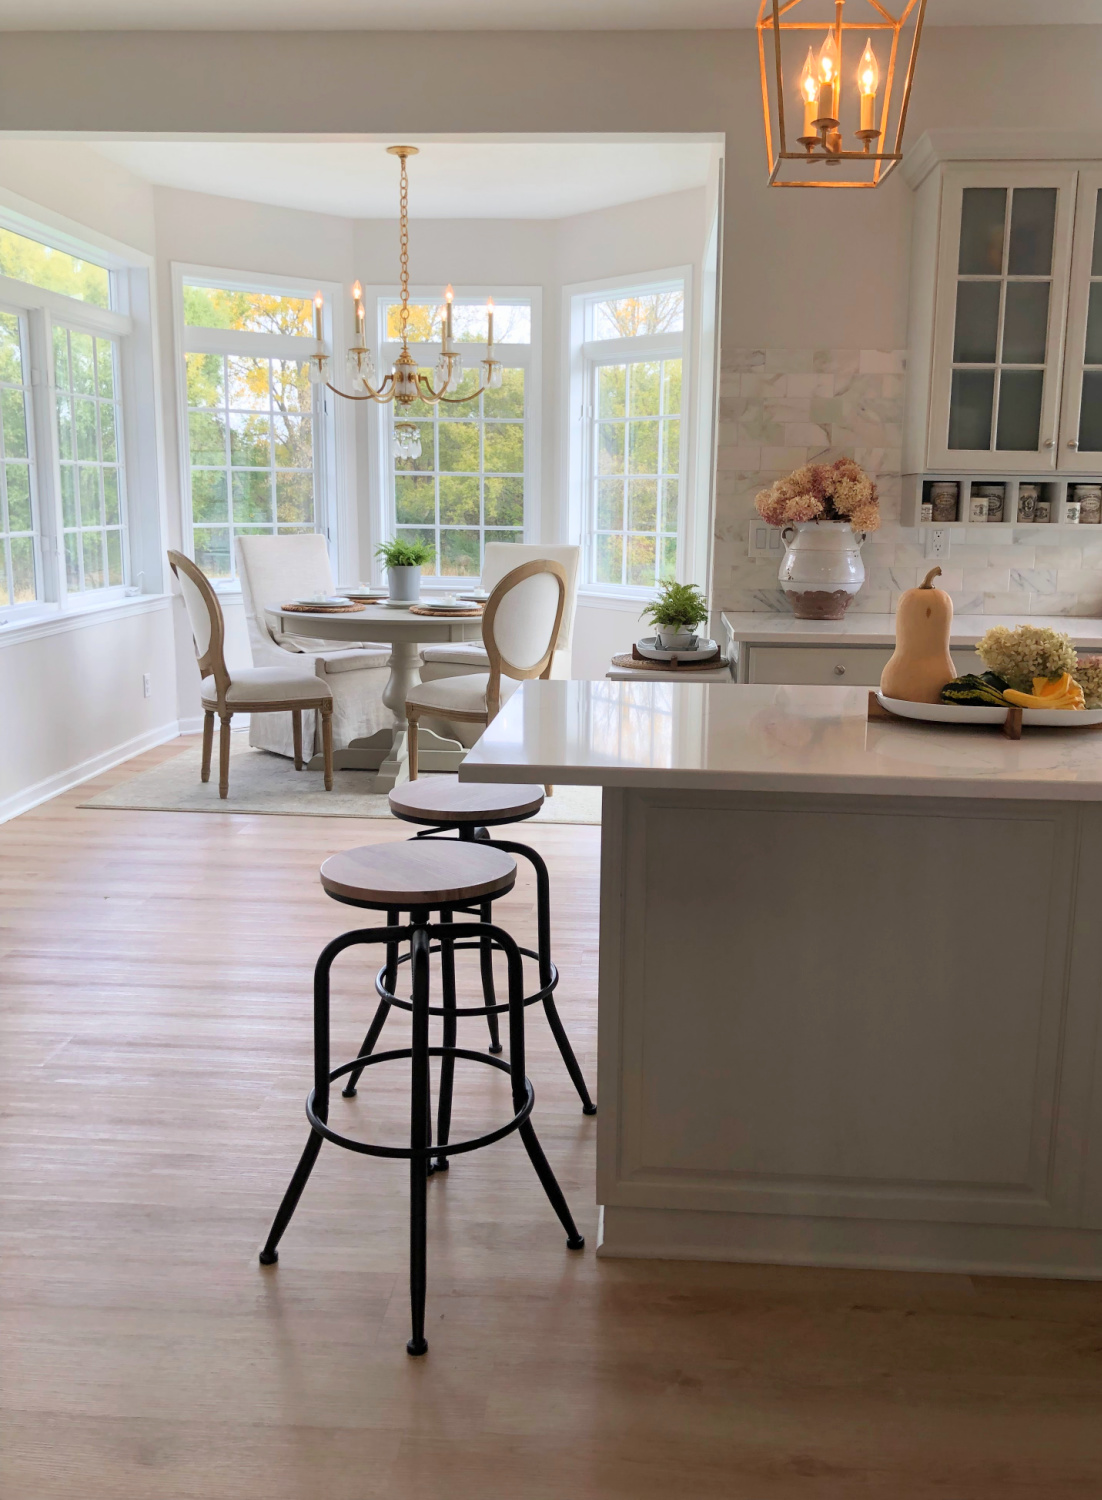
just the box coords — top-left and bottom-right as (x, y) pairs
(654, 625), (698, 650)
(778, 520), (866, 620)
(387, 563), (422, 603)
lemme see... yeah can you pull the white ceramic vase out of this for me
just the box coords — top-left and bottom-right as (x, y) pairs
(778, 520), (866, 620)
(655, 625), (698, 650)
(387, 563), (422, 603)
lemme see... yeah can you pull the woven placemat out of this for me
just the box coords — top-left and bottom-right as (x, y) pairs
(611, 650), (728, 673)
(408, 604), (484, 617)
(280, 600), (366, 614)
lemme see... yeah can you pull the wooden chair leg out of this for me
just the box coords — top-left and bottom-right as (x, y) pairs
(407, 712), (419, 780)
(218, 712), (232, 799)
(292, 709), (304, 770)
(321, 704), (334, 791)
(545, 785), (554, 798)
(201, 711), (214, 783)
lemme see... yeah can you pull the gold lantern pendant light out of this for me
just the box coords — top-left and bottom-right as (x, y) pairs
(309, 146), (502, 458)
(758, 0), (927, 188)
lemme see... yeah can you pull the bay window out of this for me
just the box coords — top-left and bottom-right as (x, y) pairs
(374, 290), (537, 580)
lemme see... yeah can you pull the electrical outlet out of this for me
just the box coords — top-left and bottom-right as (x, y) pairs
(142, 673), (152, 698)
(924, 527), (950, 561)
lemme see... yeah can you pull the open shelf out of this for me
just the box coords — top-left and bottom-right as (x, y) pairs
(904, 474), (1102, 529)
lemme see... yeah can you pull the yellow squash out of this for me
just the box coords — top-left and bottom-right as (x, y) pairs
(880, 566), (957, 704)
(1003, 673), (1085, 711)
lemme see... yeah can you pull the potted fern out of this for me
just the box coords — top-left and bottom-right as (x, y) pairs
(641, 580), (709, 652)
(375, 536), (434, 603)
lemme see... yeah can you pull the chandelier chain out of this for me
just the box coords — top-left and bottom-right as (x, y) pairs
(399, 154), (410, 346)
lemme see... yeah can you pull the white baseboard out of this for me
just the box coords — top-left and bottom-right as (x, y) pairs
(177, 715), (205, 734)
(0, 720), (184, 824)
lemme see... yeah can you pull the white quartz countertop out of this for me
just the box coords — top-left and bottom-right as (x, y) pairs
(721, 611), (1102, 649)
(459, 680), (1102, 801)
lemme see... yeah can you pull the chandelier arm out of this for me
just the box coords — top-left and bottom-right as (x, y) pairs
(414, 370), (489, 406)
(325, 379), (397, 405)
(434, 386), (489, 405)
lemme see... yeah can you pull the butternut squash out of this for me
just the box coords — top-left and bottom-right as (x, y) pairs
(880, 566), (957, 704)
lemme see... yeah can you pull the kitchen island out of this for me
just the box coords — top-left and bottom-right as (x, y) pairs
(461, 679), (1102, 1278)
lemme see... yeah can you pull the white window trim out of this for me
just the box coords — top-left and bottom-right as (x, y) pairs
(171, 262), (355, 593)
(364, 283), (541, 590)
(0, 196), (159, 632)
(564, 266), (694, 603)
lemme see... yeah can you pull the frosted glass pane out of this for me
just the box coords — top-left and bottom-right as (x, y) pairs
(959, 188), (1006, 274)
(1080, 371), (1102, 452)
(953, 281), (1000, 363)
(1002, 282), (1049, 364)
(1093, 190), (1102, 277)
(1008, 188), (1057, 275)
(996, 370), (1044, 451)
(948, 369), (994, 449)
(1085, 283), (1102, 366)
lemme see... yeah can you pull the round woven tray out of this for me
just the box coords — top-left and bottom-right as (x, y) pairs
(280, 600), (365, 614)
(408, 604), (484, 618)
(611, 651), (728, 673)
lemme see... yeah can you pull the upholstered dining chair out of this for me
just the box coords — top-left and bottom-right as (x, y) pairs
(235, 533), (392, 763)
(168, 550), (335, 798)
(404, 558), (566, 780)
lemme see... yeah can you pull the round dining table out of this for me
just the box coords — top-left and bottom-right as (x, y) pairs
(267, 601), (485, 791)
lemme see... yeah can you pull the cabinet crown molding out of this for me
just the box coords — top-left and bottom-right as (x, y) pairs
(904, 130), (1102, 189)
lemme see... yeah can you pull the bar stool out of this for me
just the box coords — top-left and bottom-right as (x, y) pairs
(338, 775), (596, 1117)
(259, 838), (584, 1357)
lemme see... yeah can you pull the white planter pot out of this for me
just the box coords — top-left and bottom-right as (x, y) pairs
(387, 563), (422, 603)
(778, 521), (866, 620)
(655, 625), (698, 650)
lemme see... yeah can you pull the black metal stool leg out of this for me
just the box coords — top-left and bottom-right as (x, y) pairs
(343, 907), (399, 1097)
(434, 910), (457, 1172)
(260, 935), (336, 1265)
(479, 898), (504, 1055)
(499, 927), (584, 1251)
(407, 921), (431, 1356)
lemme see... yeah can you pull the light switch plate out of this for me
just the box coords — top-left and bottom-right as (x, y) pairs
(748, 523), (786, 561)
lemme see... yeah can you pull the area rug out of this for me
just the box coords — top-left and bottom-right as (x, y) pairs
(81, 737), (602, 825)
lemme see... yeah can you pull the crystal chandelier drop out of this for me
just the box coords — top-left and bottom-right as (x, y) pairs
(309, 146), (502, 458)
(757, 0), (927, 189)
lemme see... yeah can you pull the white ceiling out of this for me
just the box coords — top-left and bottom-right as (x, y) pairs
(89, 140), (717, 219)
(0, 0), (1094, 27)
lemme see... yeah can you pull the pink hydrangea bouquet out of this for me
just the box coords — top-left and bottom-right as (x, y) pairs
(755, 457), (880, 533)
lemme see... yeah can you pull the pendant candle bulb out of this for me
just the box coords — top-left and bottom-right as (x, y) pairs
(313, 147), (500, 456)
(757, 0), (926, 188)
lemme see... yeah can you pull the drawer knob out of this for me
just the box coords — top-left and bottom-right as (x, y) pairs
(833, 664), (846, 676)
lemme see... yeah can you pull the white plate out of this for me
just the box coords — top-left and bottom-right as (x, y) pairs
(459, 590), (490, 602)
(876, 692), (1102, 728)
(636, 636), (719, 663)
(420, 600), (479, 612)
(382, 598), (418, 609)
(339, 588), (386, 601)
(291, 596), (352, 609)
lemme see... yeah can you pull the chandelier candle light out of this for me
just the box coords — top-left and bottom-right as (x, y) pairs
(758, 0), (926, 189)
(309, 146), (502, 460)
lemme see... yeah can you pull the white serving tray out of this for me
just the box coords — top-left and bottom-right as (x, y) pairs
(876, 691), (1102, 728)
(636, 636), (719, 663)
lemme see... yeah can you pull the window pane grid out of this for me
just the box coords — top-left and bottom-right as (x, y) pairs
(186, 352), (316, 580)
(590, 357), (681, 589)
(0, 310), (37, 606)
(392, 366), (526, 578)
(55, 325), (126, 593)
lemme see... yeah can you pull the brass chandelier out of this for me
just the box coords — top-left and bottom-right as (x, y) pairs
(310, 145), (502, 459)
(757, 0), (927, 189)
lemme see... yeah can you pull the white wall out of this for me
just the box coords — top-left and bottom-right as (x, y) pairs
(0, 143), (181, 819)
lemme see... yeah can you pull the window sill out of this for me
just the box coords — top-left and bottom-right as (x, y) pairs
(577, 587), (655, 613)
(0, 591), (172, 648)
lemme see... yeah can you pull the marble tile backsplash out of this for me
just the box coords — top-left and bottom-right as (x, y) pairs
(712, 348), (1102, 619)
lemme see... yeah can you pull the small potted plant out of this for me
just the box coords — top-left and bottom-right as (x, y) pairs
(375, 536), (434, 603)
(641, 580), (709, 651)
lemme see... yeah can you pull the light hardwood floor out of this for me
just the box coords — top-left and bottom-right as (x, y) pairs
(3, 738), (1102, 1499)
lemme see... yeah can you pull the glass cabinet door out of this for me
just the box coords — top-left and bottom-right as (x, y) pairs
(928, 167), (1077, 472)
(1058, 171), (1102, 473)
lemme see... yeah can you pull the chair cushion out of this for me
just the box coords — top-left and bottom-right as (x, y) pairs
(202, 667), (334, 706)
(317, 649), (391, 675)
(419, 643), (490, 669)
(405, 672), (520, 717)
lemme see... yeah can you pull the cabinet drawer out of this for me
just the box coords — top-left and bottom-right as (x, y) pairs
(746, 644), (985, 686)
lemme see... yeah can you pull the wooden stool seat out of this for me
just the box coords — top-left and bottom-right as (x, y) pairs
(389, 774), (544, 827)
(320, 839), (517, 910)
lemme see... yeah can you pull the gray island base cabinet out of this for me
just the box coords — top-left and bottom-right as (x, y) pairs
(462, 680), (1102, 1279)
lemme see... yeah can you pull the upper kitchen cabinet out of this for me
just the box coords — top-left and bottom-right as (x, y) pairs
(904, 156), (1102, 476)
